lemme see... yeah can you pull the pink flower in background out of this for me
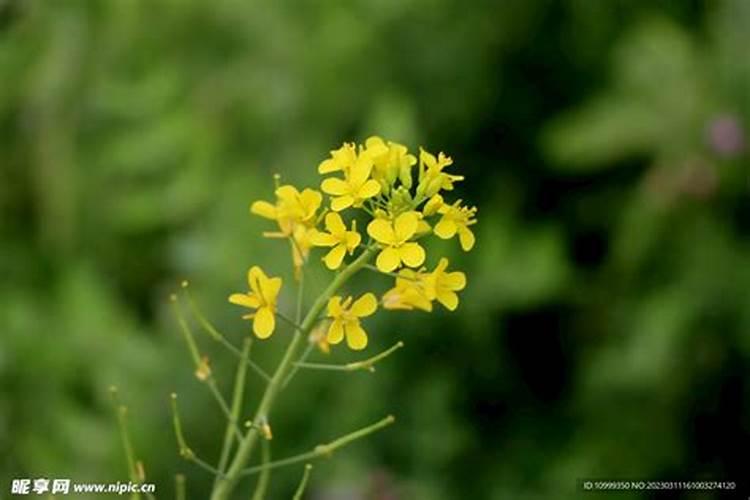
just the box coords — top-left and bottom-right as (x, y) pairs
(706, 114), (746, 157)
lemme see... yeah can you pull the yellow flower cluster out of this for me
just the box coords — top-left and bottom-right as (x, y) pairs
(230, 137), (477, 349)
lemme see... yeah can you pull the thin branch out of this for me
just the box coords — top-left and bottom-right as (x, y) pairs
(276, 312), (304, 332)
(251, 439), (271, 500)
(291, 465), (313, 500)
(294, 341), (404, 373)
(216, 338), (252, 486)
(175, 475), (186, 500)
(171, 296), (244, 440)
(282, 342), (314, 388)
(170, 393), (226, 479)
(238, 415), (395, 477)
(109, 387), (142, 500)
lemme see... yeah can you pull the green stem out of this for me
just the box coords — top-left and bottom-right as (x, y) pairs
(215, 338), (252, 487)
(170, 393), (225, 478)
(175, 475), (186, 500)
(291, 465), (313, 500)
(251, 439), (271, 500)
(209, 248), (375, 500)
(238, 415), (395, 477)
(110, 387), (142, 500)
(172, 298), (243, 440)
(295, 341), (404, 372)
(276, 312), (304, 332)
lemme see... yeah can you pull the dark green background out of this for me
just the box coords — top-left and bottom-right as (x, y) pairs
(2, 1), (749, 499)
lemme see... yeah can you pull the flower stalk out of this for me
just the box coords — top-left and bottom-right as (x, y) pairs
(238, 415), (395, 477)
(209, 247), (375, 500)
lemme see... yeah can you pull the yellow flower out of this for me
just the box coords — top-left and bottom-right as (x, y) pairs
(367, 211), (426, 272)
(320, 153), (381, 211)
(423, 258), (466, 310)
(417, 148), (464, 198)
(318, 142), (357, 175)
(434, 200), (477, 251)
(308, 212), (361, 270)
(228, 266), (282, 339)
(382, 269), (433, 311)
(251, 185), (322, 235)
(326, 293), (378, 350)
(250, 185), (321, 277)
(365, 136), (417, 191)
(422, 194), (444, 216)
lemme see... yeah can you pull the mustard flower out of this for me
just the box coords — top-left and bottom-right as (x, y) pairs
(433, 200), (477, 251)
(367, 211), (426, 272)
(382, 269), (433, 311)
(417, 148), (464, 198)
(365, 136), (417, 192)
(326, 293), (378, 350)
(251, 185), (322, 234)
(423, 258), (467, 310)
(320, 154), (381, 211)
(309, 212), (361, 270)
(228, 266), (282, 339)
(318, 142), (357, 175)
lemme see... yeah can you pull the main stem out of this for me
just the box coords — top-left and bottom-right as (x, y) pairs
(210, 248), (374, 500)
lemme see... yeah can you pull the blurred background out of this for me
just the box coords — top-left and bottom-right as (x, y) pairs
(2, 0), (750, 498)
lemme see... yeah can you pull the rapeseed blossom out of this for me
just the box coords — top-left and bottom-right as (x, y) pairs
(228, 266), (282, 338)
(326, 293), (378, 350)
(309, 212), (361, 270)
(236, 136), (476, 350)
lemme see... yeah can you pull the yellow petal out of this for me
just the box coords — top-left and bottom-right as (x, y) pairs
(261, 276), (282, 303)
(394, 212), (419, 241)
(248, 266), (265, 296)
(345, 230), (361, 251)
(229, 293), (260, 309)
(423, 194), (444, 216)
(250, 201), (277, 220)
(344, 321), (368, 350)
(367, 219), (396, 244)
(436, 290), (459, 311)
(327, 319), (344, 344)
(420, 148), (437, 169)
(399, 242), (425, 268)
(325, 212), (347, 236)
(330, 195), (354, 212)
(434, 218), (457, 239)
(300, 189), (323, 215)
(308, 229), (338, 247)
(357, 179), (381, 199)
(443, 271), (467, 290)
(321, 177), (350, 196)
(327, 296), (343, 317)
(323, 244), (347, 270)
(365, 136), (388, 156)
(434, 257), (449, 274)
(253, 307), (275, 338)
(458, 226), (475, 251)
(376, 247), (401, 272)
(318, 158), (342, 174)
(351, 293), (378, 317)
(416, 220), (431, 235)
(349, 155), (373, 186)
(275, 185), (300, 203)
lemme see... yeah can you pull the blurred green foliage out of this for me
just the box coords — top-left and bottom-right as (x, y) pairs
(1, 0), (749, 499)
